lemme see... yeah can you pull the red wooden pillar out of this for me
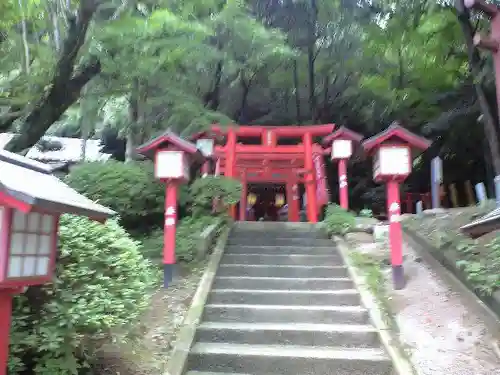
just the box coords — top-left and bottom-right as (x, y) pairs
(303, 132), (318, 223)
(286, 180), (300, 222)
(387, 180), (404, 289)
(338, 158), (349, 210)
(163, 182), (178, 285)
(239, 175), (248, 221)
(225, 128), (237, 219)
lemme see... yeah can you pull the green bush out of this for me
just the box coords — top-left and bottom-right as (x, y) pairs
(189, 176), (241, 217)
(9, 215), (157, 375)
(65, 160), (189, 231)
(139, 215), (222, 263)
(323, 203), (356, 235)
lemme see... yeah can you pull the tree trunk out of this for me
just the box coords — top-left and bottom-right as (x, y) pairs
(204, 60), (223, 111)
(293, 60), (302, 124)
(455, 1), (500, 175)
(307, 0), (318, 122)
(4, 0), (101, 153)
(126, 79), (140, 163)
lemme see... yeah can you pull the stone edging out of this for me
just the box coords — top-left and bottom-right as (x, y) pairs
(333, 235), (417, 375)
(164, 225), (232, 375)
(403, 226), (500, 339)
(196, 219), (224, 259)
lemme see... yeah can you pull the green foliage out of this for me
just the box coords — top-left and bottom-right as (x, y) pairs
(323, 203), (356, 236)
(9, 215), (157, 375)
(65, 160), (189, 230)
(359, 208), (373, 218)
(189, 176), (242, 217)
(139, 215), (221, 263)
(455, 236), (500, 296)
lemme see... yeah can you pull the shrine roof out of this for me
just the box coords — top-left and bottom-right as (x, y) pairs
(0, 150), (115, 221)
(137, 129), (204, 161)
(322, 126), (364, 145)
(362, 122), (431, 153)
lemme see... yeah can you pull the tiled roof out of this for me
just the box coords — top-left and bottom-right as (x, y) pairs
(0, 133), (111, 162)
(0, 149), (115, 220)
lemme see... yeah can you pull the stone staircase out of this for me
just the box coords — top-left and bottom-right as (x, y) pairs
(184, 222), (395, 375)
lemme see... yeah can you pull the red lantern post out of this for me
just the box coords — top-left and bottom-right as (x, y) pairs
(137, 130), (205, 287)
(362, 122), (431, 289)
(0, 150), (115, 375)
(323, 126), (364, 210)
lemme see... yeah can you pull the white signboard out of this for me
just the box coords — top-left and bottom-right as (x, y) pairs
(331, 139), (352, 159)
(378, 146), (410, 176)
(155, 151), (189, 180)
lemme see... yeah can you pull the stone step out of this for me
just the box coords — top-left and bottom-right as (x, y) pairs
(224, 245), (338, 255)
(185, 372), (251, 375)
(220, 254), (344, 266)
(196, 322), (380, 348)
(203, 304), (369, 325)
(187, 343), (392, 375)
(228, 237), (333, 247)
(230, 230), (325, 239)
(208, 289), (361, 306)
(212, 276), (354, 290)
(217, 264), (349, 278)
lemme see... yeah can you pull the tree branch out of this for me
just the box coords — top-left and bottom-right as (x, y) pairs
(4, 0), (101, 153)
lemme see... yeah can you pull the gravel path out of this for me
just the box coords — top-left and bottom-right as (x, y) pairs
(388, 241), (500, 375)
(94, 262), (206, 375)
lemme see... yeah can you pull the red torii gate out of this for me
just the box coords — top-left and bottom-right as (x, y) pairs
(207, 124), (334, 223)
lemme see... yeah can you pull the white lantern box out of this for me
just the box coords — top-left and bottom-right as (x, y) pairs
(0, 207), (57, 287)
(331, 139), (353, 160)
(373, 145), (411, 180)
(155, 150), (190, 181)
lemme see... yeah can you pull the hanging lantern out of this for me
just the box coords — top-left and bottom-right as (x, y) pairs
(247, 193), (257, 206)
(275, 194), (285, 207)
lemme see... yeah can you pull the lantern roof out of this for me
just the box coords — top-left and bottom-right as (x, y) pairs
(189, 129), (223, 141)
(322, 126), (364, 146)
(0, 150), (115, 221)
(137, 129), (205, 161)
(362, 121), (431, 154)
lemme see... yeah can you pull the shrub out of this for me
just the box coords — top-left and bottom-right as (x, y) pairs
(189, 176), (241, 217)
(9, 215), (157, 375)
(65, 160), (190, 231)
(359, 208), (373, 218)
(139, 215), (222, 263)
(323, 203), (356, 235)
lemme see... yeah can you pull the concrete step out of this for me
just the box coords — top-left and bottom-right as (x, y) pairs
(203, 304), (369, 325)
(220, 254), (344, 266)
(186, 372), (251, 375)
(187, 343), (393, 375)
(196, 322), (380, 348)
(230, 231), (326, 239)
(208, 289), (361, 306)
(217, 264), (349, 278)
(224, 245), (337, 255)
(228, 237), (333, 247)
(212, 276), (354, 290)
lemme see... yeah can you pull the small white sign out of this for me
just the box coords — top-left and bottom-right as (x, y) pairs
(331, 139), (352, 159)
(379, 146), (410, 176)
(165, 217), (175, 226)
(389, 202), (400, 212)
(166, 206), (176, 215)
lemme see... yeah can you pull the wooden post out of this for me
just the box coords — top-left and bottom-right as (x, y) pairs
(449, 184), (459, 208)
(465, 180), (476, 206)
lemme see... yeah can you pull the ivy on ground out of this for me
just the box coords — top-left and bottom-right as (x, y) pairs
(323, 203), (356, 236)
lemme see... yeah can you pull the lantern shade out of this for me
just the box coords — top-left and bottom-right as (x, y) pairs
(155, 150), (190, 181)
(0, 207), (59, 287)
(331, 139), (353, 159)
(373, 145), (411, 181)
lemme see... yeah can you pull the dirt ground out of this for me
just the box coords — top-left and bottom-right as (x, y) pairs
(348, 229), (500, 375)
(92, 262), (206, 375)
